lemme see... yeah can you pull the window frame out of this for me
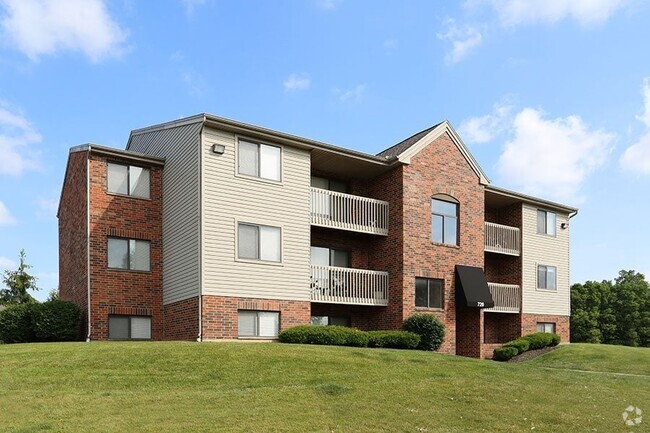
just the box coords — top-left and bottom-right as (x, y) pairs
(431, 197), (459, 246)
(108, 315), (152, 340)
(536, 209), (557, 236)
(414, 277), (444, 310)
(310, 246), (351, 268)
(536, 264), (557, 290)
(237, 310), (280, 338)
(310, 316), (350, 326)
(236, 222), (282, 264)
(107, 237), (151, 272)
(236, 138), (282, 183)
(106, 162), (151, 199)
(536, 322), (556, 333)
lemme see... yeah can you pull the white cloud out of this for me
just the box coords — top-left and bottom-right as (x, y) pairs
(383, 39), (398, 51)
(335, 84), (366, 103)
(496, 108), (614, 202)
(0, 200), (15, 225)
(437, 19), (483, 64)
(0, 104), (41, 176)
(635, 77), (650, 128)
(181, 0), (207, 17)
(488, 0), (627, 27)
(283, 73), (311, 92)
(317, 0), (341, 10)
(0, 256), (16, 270)
(0, 0), (128, 62)
(459, 100), (514, 144)
(620, 78), (650, 174)
(36, 197), (58, 219)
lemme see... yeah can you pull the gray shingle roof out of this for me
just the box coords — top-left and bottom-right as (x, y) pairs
(376, 122), (442, 159)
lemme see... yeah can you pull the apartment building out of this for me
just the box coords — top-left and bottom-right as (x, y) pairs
(58, 114), (576, 358)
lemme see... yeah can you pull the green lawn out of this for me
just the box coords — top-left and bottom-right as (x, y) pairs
(0, 342), (647, 432)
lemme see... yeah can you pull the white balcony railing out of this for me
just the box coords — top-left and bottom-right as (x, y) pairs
(310, 265), (388, 306)
(310, 187), (389, 236)
(484, 282), (520, 313)
(484, 222), (520, 256)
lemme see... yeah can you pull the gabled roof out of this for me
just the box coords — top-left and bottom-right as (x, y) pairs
(376, 123), (441, 160)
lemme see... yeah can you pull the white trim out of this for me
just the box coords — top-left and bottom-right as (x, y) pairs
(234, 135), (284, 184)
(234, 219), (284, 265)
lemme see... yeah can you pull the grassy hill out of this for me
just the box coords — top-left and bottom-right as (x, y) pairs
(0, 342), (647, 432)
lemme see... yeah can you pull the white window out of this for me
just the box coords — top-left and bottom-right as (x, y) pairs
(431, 198), (458, 245)
(107, 163), (150, 198)
(536, 322), (556, 333)
(108, 238), (151, 271)
(237, 223), (281, 262)
(238, 311), (279, 338)
(108, 315), (152, 340)
(537, 210), (556, 236)
(238, 140), (281, 181)
(537, 265), (557, 290)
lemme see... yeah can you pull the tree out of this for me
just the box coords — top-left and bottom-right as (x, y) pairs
(0, 250), (39, 305)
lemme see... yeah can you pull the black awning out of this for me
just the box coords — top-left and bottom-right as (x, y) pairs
(455, 265), (494, 308)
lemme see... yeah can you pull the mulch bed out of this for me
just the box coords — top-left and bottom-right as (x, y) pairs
(507, 345), (559, 362)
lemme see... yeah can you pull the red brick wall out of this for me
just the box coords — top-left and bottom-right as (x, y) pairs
(521, 313), (570, 343)
(87, 154), (164, 340)
(201, 296), (310, 340)
(58, 151), (89, 339)
(164, 297), (199, 340)
(311, 303), (385, 331)
(483, 312), (520, 344)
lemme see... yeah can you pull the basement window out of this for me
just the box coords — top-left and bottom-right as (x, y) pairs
(536, 322), (556, 333)
(238, 310), (279, 338)
(108, 315), (152, 340)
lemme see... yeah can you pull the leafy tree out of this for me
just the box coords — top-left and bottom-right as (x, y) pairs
(0, 250), (39, 305)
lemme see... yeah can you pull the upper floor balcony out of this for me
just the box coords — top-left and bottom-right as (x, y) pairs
(484, 282), (520, 313)
(484, 222), (520, 256)
(310, 264), (389, 306)
(310, 187), (389, 236)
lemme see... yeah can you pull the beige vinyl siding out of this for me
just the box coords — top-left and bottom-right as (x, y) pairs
(127, 123), (202, 305)
(521, 204), (570, 315)
(201, 127), (311, 300)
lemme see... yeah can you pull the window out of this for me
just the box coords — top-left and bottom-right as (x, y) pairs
(310, 176), (347, 193)
(108, 315), (152, 340)
(310, 316), (350, 326)
(237, 223), (281, 262)
(537, 265), (557, 290)
(310, 246), (350, 267)
(537, 210), (556, 236)
(415, 277), (444, 309)
(536, 322), (556, 333)
(107, 163), (150, 198)
(107, 238), (151, 271)
(238, 310), (279, 338)
(431, 198), (458, 245)
(238, 140), (281, 181)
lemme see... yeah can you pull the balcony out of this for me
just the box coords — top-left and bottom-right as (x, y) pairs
(484, 283), (520, 313)
(310, 265), (389, 306)
(484, 222), (520, 256)
(310, 187), (389, 236)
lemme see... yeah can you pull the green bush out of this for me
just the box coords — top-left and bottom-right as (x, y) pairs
(550, 333), (561, 346)
(522, 332), (554, 350)
(31, 301), (81, 342)
(402, 313), (446, 351)
(279, 325), (369, 347)
(493, 346), (518, 361)
(503, 338), (530, 354)
(367, 330), (420, 349)
(0, 303), (35, 343)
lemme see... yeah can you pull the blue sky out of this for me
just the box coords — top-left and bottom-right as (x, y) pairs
(1, 0), (649, 301)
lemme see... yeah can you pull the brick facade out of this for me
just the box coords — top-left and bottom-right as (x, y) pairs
(164, 297), (200, 340)
(521, 313), (570, 343)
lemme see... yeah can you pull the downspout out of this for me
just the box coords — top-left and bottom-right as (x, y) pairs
(86, 151), (92, 342)
(197, 122), (205, 342)
(568, 210), (578, 221)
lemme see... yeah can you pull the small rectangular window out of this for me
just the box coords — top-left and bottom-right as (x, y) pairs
(537, 210), (556, 236)
(238, 310), (279, 338)
(238, 140), (281, 181)
(237, 223), (281, 262)
(107, 163), (150, 199)
(107, 237), (151, 271)
(108, 315), (152, 340)
(536, 322), (556, 333)
(415, 277), (444, 309)
(537, 265), (557, 290)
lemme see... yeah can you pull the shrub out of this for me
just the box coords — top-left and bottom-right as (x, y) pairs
(0, 303), (35, 343)
(503, 338), (530, 354)
(31, 300), (81, 342)
(550, 333), (561, 346)
(367, 330), (420, 349)
(402, 313), (445, 351)
(493, 346), (518, 361)
(279, 325), (369, 347)
(522, 332), (554, 350)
